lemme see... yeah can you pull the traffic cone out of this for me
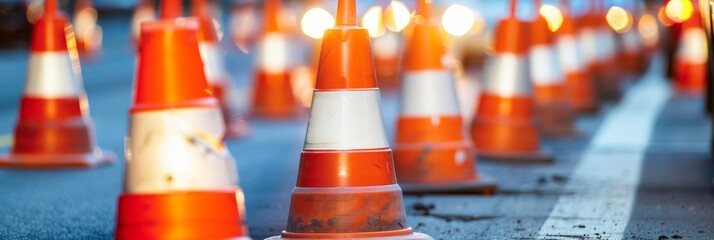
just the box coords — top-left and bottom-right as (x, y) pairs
(114, 18), (249, 239)
(0, 0), (113, 168)
(192, 0), (250, 138)
(251, 0), (300, 119)
(267, 1), (432, 239)
(674, 14), (708, 94)
(470, 0), (553, 163)
(618, 4), (646, 76)
(620, 27), (647, 76)
(72, 0), (101, 57)
(529, 0), (578, 137)
(558, 0), (599, 114)
(392, 0), (496, 194)
(130, 0), (155, 43)
(587, 1), (623, 101)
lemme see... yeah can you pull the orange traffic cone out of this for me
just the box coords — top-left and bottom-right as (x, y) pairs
(586, 1), (623, 101)
(618, 5), (647, 76)
(674, 14), (708, 94)
(529, 0), (578, 137)
(558, 0), (599, 114)
(392, 0), (496, 194)
(0, 0), (113, 168)
(131, 0), (155, 43)
(470, 0), (553, 163)
(192, 0), (250, 138)
(251, 0), (300, 119)
(114, 18), (249, 239)
(229, 0), (258, 52)
(267, 1), (432, 239)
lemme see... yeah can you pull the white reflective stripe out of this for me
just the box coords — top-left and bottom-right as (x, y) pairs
(400, 70), (460, 116)
(557, 36), (586, 73)
(125, 107), (239, 193)
(677, 28), (709, 64)
(292, 184), (401, 194)
(482, 53), (531, 96)
(622, 30), (642, 53)
(529, 44), (564, 86)
(304, 90), (390, 150)
(25, 52), (81, 98)
(198, 42), (229, 84)
(257, 33), (288, 74)
(579, 29), (599, 63)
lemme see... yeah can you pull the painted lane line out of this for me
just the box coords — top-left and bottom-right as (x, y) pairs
(537, 72), (671, 239)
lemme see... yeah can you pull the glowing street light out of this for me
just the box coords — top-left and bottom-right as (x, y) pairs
(606, 6), (633, 33)
(441, 4), (475, 37)
(300, 7), (335, 39)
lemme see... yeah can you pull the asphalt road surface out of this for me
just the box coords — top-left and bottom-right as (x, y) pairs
(0, 16), (712, 240)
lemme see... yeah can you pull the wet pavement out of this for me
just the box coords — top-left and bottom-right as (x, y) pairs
(0, 16), (712, 240)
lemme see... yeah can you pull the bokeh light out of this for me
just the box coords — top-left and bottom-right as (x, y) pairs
(362, 6), (386, 38)
(665, 0), (694, 23)
(300, 7), (335, 39)
(539, 4), (564, 32)
(606, 6), (633, 33)
(383, 1), (411, 32)
(442, 4), (475, 37)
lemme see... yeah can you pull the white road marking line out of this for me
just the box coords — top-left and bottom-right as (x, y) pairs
(537, 72), (671, 239)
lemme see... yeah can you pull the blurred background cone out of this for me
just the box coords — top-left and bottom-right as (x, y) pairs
(72, 0), (102, 58)
(618, 3), (647, 77)
(529, 0), (578, 137)
(470, 0), (553, 164)
(0, 0), (114, 168)
(267, 0), (432, 239)
(674, 12), (708, 94)
(114, 18), (249, 239)
(130, 0), (155, 44)
(393, 0), (496, 194)
(250, 0), (301, 119)
(586, 0), (624, 101)
(192, 0), (250, 138)
(558, 0), (599, 114)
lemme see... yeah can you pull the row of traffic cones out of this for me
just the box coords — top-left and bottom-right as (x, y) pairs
(0, 0), (699, 239)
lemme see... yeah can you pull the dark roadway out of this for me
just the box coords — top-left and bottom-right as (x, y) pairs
(0, 16), (713, 240)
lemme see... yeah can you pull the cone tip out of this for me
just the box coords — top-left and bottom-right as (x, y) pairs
(335, 0), (357, 26)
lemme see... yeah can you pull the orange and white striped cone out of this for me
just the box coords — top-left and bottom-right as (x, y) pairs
(393, 0), (496, 194)
(674, 14), (708, 94)
(192, 0), (250, 138)
(130, 0), (155, 44)
(558, 0), (599, 114)
(251, 0), (301, 119)
(267, 1), (432, 239)
(229, 0), (258, 52)
(114, 18), (250, 239)
(374, 31), (403, 90)
(529, 0), (578, 137)
(581, 2), (622, 101)
(0, 0), (113, 168)
(470, 0), (553, 164)
(72, 0), (101, 57)
(619, 25), (647, 76)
